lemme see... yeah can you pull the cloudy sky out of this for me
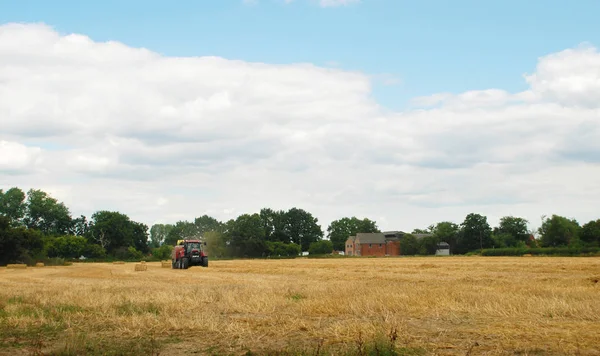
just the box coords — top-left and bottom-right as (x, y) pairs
(1, 0), (600, 234)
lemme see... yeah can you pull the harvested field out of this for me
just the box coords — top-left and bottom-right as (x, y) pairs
(1, 257), (599, 355)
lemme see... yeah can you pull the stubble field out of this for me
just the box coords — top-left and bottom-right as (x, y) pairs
(1, 256), (599, 355)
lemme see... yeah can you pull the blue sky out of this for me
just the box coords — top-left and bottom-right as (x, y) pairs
(2, 0), (599, 110)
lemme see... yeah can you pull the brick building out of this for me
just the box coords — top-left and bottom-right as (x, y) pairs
(345, 231), (449, 256)
(345, 231), (404, 256)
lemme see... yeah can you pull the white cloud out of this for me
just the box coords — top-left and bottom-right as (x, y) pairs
(1, 23), (600, 234)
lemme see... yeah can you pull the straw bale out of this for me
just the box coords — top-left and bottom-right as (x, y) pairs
(35, 262), (45, 267)
(134, 263), (147, 271)
(7, 264), (27, 269)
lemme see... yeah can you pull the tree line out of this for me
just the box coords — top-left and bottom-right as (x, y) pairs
(1, 186), (599, 265)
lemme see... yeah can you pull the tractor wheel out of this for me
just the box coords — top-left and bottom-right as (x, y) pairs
(201, 257), (208, 267)
(183, 258), (189, 269)
(171, 260), (176, 269)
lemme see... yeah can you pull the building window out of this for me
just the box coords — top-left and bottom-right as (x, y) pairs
(369, 244), (372, 248)
(379, 244), (382, 247)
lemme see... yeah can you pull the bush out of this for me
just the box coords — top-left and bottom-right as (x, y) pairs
(265, 241), (300, 257)
(308, 240), (333, 255)
(151, 244), (173, 260)
(480, 247), (600, 256)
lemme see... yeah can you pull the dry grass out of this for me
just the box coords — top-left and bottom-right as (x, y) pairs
(6, 264), (27, 269)
(1, 256), (599, 355)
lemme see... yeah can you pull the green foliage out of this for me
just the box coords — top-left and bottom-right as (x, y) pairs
(0, 216), (45, 265)
(266, 241), (301, 257)
(456, 213), (493, 254)
(327, 217), (379, 251)
(399, 234), (419, 255)
(580, 219), (600, 247)
(538, 215), (581, 247)
(87, 210), (149, 254)
(431, 221), (459, 254)
(481, 246), (600, 256)
(417, 234), (440, 255)
(284, 207), (324, 251)
(23, 189), (73, 236)
(308, 240), (333, 255)
(151, 244), (173, 260)
(149, 223), (173, 248)
(0, 187), (26, 226)
(494, 216), (530, 246)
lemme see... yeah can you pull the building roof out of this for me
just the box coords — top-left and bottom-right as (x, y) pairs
(355, 232), (386, 244)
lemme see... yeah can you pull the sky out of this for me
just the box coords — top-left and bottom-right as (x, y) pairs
(1, 0), (600, 234)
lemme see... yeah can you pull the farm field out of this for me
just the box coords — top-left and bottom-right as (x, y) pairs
(1, 257), (599, 355)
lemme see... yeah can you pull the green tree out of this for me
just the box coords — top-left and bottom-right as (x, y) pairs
(493, 216), (530, 247)
(23, 189), (73, 236)
(226, 213), (266, 257)
(151, 244), (173, 260)
(70, 215), (89, 236)
(260, 208), (289, 243)
(194, 215), (223, 234)
(538, 215), (581, 247)
(417, 234), (441, 255)
(580, 219), (600, 247)
(164, 220), (199, 245)
(456, 213), (493, 254)
(0, 216), (45, 265)
(149, 223), (173, 248)
(399, 234), (419, 255)
(0, 187), (26, 226)
(431, 221), (459, 254)
(284, 208), (323, 252)
(45, 235), (88, 259)
(87, 211), (149, 254)
(327, 217), (379, 251)
(308, 240), (333, 255)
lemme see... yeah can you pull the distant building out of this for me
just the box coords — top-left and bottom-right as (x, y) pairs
(345, 231), (451, 257)
(345, 231), (403, 256)
(435, 242), (450, 255)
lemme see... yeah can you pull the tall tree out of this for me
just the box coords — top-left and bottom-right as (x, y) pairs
(87, 211), (149, 254)
(70, 215), (89, 236)
(164, 221), (199, 245)
(493, 216), (530, 246)
(432, 221), (459, 254)
(0, 187), (26, 226)
(259, 208), (289, 243)
(0, 216), (45, 265)
(226, 213), (266, 257)
(456, 213), (493, 254)
(284, 208), (323, 252)
(580, 219), (600, 247)
(149, 223), (174, 247)
(327, 217), (379, 251)
(194, 215), (223, 235)
(538, 215), (581, 247)
(23, 189), (72, 236)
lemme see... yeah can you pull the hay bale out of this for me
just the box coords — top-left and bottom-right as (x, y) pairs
(523, 254), (533, 257)
(7, 264), (27, 269)
(134, 263), (147, 271)
(35, 262), (45, 267)
(112, 261), (125, 264)
(161, 261), (171, 268)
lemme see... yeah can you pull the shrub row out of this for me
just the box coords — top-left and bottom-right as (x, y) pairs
(481, 247), (600, 256)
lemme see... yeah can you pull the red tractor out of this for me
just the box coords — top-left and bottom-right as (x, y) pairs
(171, 239), (208, 269)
